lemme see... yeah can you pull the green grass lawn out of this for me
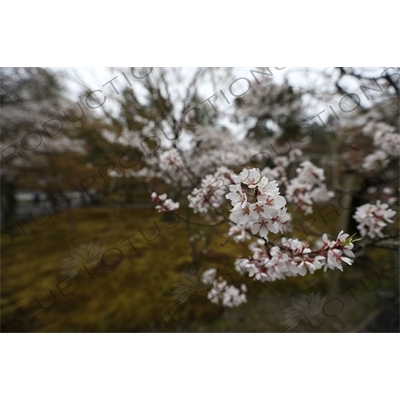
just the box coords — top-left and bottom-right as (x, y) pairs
(1, 206), (398, 332)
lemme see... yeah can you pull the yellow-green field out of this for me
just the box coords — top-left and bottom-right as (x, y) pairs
(1, 206), (398, 332)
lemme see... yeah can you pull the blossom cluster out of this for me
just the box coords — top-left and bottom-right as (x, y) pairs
(158, 148), (191, 185)
(226, 168), (291, 241)
(236, 231), (355, 282)
(260, 149), (304, 186)
(188, 167), (231, 214)
(151, 160), (395, 311)
(201, 268), (247, 308)
(151, 192), (180, 213)
(362, 121), (400, 171)
(160, 148), (184, 172)
(228, 225), (252, 243)
(353, 200), (397, 238)
(285, 161), (334, 215)
(362, 150), (389, 171)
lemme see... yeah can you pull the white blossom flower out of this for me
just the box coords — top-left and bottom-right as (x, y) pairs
(205, 276), (247, 307)
(201, 268), (217, 286)
(235, 168), (261, 188)
(353, 201), (397, 238)
(286, 161), (333, 215)
(274, 156), (289, 168)
(225, 168), (289, 241)
(288, 148), (303, 162)
(362, 150), (389, 171)
(237, 231), (356, 283)
(160, 148), (184, 169)
(228, 225), (251, 242)
(151, 192), (180, 213)
(189, 169), (230, 213)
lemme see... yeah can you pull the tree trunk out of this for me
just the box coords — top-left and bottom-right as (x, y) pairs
(325, 172), (359, 331)
(0, 175), (16, 229)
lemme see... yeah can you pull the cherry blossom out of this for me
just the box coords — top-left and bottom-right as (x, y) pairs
(141, 71), (399, 312)
(236, 230), (356, 282)
(152, 162), (358, 298)
(353, 201), (397, 238)
(201, 270), (247, 308)
(201, 268), (217, 286)
(188, 167), (231, 214)
(151, 192), (180, 213)
(359, 120), (400, 172)
(225, 168), (290, 241)
(228, 225), (251, 243)
(285, 161), (334, 215)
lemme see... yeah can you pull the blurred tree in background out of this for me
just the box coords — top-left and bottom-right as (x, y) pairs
(0, 68), (86, 227)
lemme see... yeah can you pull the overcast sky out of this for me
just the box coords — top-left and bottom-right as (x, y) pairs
(55, 67), (394, 141)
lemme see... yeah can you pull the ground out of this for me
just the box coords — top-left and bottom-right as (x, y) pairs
(1, 206), (398, 333)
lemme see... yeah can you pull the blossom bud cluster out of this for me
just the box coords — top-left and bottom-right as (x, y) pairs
(225, 168), (290, 241)
(201, 268), (247, 308)
(151, 192), (180, 213)
(236, 231), (355, 282)
(353, 200), (397, 238)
